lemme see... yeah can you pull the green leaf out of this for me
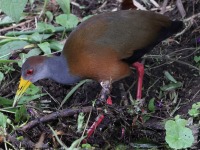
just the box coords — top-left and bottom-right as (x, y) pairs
(188, 109), (199, 117)
(59, 79), (92, 109)
(160, 82), (182, 92)
(18, 93), (47, 105)
(82, 15), (93, 22)
(77, 112), (84, 132)
(0, 16), (14, 26)
(164, 71), (177, 83)
(29, 0), (34, 6)
(38, 42), (51, 54)
(15, 105), (30, 123)
(165, 115), (194, 149)
(56, 0), (70, 14)
(45, 11), (53, 22)
(0, 96), (13, 107)
(188, 102), (200, 117)
(0, 112), (7, 128)
(69, 136), (86, 150)
(26, 48), (41, 57)
(148, 98), (155, 112)
(29, 32), (53, 42)
(49, 40), (64, 51)
(0, 72), (4, 83)
(0, 41), (29, 59)
(0, 38), (14, 46)
(0, 0), (28, 22)
(29, 32), (42, 42)
(37, 22), (55, 33)
(16, 84), (46, 105)
(192, 102), (200, 109)
(24, 84), (41, 95)
(194, 56), (200, 63)
(82, 143), (93, 149)
(56, 14), (79, 29)
(115, 144), (128, 150)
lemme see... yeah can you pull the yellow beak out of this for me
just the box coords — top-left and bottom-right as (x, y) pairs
(13, 77), (32, 107)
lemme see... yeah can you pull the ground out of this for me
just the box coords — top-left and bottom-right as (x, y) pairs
(0, 0), (200, 149)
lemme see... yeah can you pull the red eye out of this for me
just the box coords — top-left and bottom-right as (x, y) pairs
(26, 69), (34, 75)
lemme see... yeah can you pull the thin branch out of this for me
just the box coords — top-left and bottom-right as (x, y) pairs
(143, 55), (200, 72)
(20, 106), (94, 131)
(0, 20), (33, 33)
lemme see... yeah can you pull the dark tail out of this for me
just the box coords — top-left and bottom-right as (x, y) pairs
(167, 20), (184, 35)
(123, 21), (184, 64)
(155, 20), (184, 44)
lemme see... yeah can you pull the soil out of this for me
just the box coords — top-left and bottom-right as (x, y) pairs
(0, 0), (200, 149)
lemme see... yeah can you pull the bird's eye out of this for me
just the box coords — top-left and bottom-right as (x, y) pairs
(26, 69), (34, 75)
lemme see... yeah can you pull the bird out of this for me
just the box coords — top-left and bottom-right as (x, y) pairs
(13, 10), (183, 107)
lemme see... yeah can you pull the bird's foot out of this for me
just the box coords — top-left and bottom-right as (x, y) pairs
(86, 81), (113, 141)
(97, 80), (112, 104)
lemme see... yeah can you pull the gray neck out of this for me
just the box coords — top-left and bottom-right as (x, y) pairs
(45, 55), (81, 84)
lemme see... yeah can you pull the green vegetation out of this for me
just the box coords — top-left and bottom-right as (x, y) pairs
(0, 0), (199, 149)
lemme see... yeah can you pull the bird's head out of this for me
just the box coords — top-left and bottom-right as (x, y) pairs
(13, 56), (48, 107)
(21, 56), (48, 83)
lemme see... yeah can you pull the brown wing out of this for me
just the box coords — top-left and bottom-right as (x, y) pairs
(63, 10), (172, 81)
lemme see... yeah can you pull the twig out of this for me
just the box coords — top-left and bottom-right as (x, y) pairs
(7, 134), (49, 149)
(38, 0), (48, 19)
(0, 20), (33, 33)
(132, 0), (147, 10)
(20, 106), (94, 131)
(176, 12), (200, 37)
(143, 55), (200, 72)
(149, 0), (159, 8)
(184, 12), (200, 22)
(160, 0), (169, 14)
(176, 0), (186, 18)
(43, 88), (60, 107)
(145, 61), (170, 70)
(191, 89), (200, 101)
(166, 47), (200, 60)
(169, 59), (200, 71)
(151, 5), (174, 12)
(167, 47), (197, 56)
(146, 77), (162, 96)
(170, 98), (182, 117)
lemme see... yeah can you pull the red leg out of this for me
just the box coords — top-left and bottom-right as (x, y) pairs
(87, 114), (105, 138)
(132, 62), (144, 100)
(85, 63), (144, 142)
(85, 97), (112, 141)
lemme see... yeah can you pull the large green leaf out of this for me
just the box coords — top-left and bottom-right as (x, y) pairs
(56, 0), (70, 14)
(49, 40), (63, 51)
(56, 14), (79, 29)
(160, 82), (182, 92)
(37, 22), (55, 33)
(15, 105), (30, 123)
(165, 115), (194, 149)
(0, 16), (14, 26)
(37, 42), (51, 54)
(0, 41), (29, 59)
(0, 0), (28, 22)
